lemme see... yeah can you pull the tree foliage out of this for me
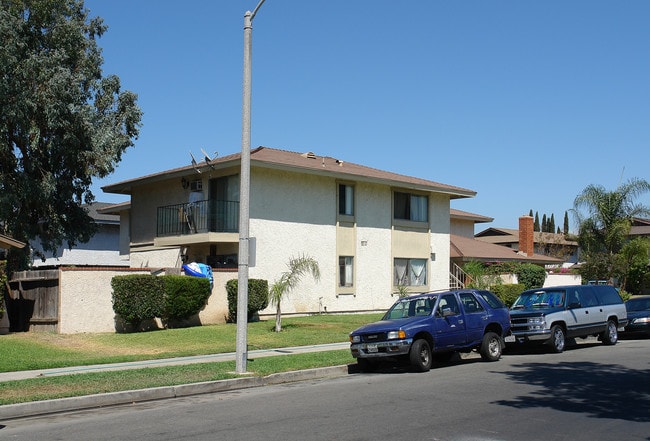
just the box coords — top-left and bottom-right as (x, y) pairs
(269, 255), (320, 332)
(0, 0), (142, 273)
(573, 178), (650, 289)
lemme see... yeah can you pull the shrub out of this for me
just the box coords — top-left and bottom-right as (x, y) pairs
(491, 284), (525, 307)
(226, 278), (269, 322)
(515, 263), (546, 290)
(112, 274), (212, 329)
(162, 275), (211, 320)
(111, 275), (164, 328)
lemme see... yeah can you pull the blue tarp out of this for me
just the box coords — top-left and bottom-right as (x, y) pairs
(182, 262), (213, 289)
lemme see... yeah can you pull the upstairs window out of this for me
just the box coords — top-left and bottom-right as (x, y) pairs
(394, 191), (428, 222)
(338, 184), (354, 216)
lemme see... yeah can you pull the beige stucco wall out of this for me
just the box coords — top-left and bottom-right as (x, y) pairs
(58, 268), (232, 334)
(122, 164), (455, 320)
(59, 268), (149, 334)
(450, 218), (475, 238)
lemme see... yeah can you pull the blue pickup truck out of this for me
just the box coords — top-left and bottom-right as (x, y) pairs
(349, 289), (511, 372)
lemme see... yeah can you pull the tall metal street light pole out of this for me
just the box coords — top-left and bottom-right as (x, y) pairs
(236, 0), (266, 374)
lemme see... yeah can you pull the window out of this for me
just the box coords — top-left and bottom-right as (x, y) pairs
(459, 293), (485, 313)
(339, 256), (354, 287)
(394, 258), (427, 286)
(394, 191), (428, 222)
(436, 294), (460, 316)
(338, 184), (354, 216)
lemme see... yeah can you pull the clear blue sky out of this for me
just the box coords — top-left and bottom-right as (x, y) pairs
(87, 0), (650, 231)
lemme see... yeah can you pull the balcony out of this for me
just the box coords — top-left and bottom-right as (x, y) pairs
(157, 199), (239, 237)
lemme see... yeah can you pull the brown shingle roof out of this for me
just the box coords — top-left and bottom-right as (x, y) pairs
(450, 234), (561, 264)
(450, 208), (493, 223)
(0, 233), (25, 249)
(475, 227), (577, 247)
(103, 147), (476, 199)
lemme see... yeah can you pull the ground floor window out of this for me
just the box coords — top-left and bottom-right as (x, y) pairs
(394, 258), (427, 286)
(339, 256), (354, 287)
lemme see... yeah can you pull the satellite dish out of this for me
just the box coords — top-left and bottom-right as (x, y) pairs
(190, 151), (201, 173)
(201, 148), (217, 169)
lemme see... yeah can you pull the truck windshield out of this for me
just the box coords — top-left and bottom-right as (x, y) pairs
(512, 290), (565, 309)
(383, 296), (436, 319)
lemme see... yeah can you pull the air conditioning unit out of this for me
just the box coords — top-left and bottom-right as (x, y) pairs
(190, 180), (203, 191)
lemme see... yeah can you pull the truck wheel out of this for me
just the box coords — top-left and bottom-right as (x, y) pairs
(410, 339), (432, 372)
(548, 325), (566, 353)
(356, 358), (376, 372)
(479, 332), (502, 361)
(601, 320), (618, 345)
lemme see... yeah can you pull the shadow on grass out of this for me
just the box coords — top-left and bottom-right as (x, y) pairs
(492, 361), (650, 422)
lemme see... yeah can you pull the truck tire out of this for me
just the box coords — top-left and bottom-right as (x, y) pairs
(410, 339), (432, 372)
(479, 332), (502, 361)
(548, 325), (566, 353)
(601, 320), (618, 345)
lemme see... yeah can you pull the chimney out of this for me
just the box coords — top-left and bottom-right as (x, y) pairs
(519, 215), (535, 257)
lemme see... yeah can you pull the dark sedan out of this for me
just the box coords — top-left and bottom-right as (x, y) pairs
(624, 295), (650, 336)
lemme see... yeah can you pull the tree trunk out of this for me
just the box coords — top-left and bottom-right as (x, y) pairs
(275, 303), (282, 332)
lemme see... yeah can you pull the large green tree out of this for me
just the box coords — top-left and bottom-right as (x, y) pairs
(573, 178), (650, 286)
(0, 0), (142, 273)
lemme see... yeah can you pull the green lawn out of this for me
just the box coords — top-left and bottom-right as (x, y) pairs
(0, 313), (381, 405)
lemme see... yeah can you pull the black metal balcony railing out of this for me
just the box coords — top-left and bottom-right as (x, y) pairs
(156, 199), (239, 237)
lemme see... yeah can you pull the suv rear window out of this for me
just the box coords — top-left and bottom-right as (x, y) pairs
(594, 286), (623, 305)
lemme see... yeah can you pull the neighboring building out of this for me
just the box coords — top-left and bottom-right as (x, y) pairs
(448, 212), (564, 288)
(30, 202), (126, 268)
(450, 208), (493, 238)
(474, 220), (579, 264)
(102, 146), (476, 318)
(630, 217), (650, 240)
(0, 233), (26, 259)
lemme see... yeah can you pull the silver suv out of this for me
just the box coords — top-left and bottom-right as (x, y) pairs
(506, 285), (628, 353)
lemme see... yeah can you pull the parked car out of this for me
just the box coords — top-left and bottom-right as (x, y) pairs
(349, 289), (511, 372)
(623, 295), (650, 336)
(506, 285), (628, 353)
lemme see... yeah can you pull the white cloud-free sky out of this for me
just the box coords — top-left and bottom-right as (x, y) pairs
(87, 0), (650, 231)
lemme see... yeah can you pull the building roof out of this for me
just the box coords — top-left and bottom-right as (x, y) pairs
(96, 201), (131, 216)
(450, 208), (493, 224)
(0, 233), (25, 249)
(475, 227), (578, 247)
(630, 217), (650, 238)
(103, 146), (476, 199)
(450, 234), (562, 264)
(85, 202), (120, 225)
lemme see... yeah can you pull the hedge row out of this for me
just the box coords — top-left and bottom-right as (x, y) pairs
(491, 284), (525, 308)
(225, 278), (269, 322)
(111, 274), (211, 328)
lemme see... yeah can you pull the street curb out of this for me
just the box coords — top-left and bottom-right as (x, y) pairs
(0, 365), (352, 421)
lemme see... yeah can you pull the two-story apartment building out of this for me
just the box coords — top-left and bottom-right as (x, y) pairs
(103, 147), (476, 320)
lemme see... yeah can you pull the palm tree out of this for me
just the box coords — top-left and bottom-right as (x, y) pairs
(269, 255), (320, 332)
(573, 178), (650, 284)
(573, 177), (650, 255)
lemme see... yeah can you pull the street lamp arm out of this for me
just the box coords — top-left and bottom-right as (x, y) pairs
(250, 0), (266, 21)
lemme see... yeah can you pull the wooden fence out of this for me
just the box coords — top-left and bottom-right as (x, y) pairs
(5, 270), (59, 332)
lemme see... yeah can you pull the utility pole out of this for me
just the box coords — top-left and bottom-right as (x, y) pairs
(236, 0), (266, 374)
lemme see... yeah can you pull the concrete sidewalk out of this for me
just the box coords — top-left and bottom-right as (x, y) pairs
(0, 342), (353, 420)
